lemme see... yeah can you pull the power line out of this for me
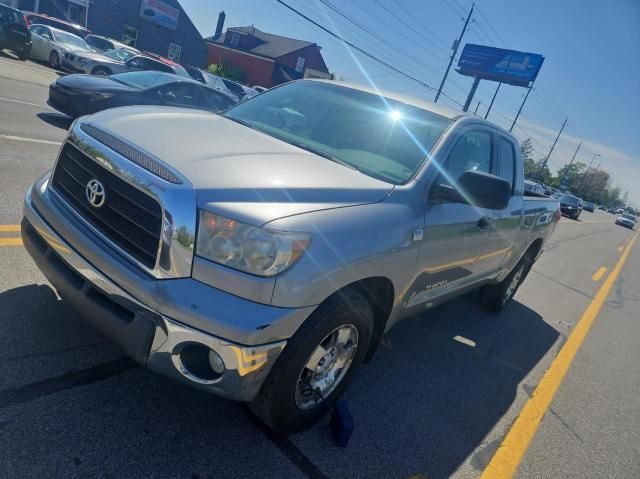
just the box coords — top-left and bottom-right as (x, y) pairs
(348, 1), (449, 62)
(271, 0), (462, 105)
(441, 0), (466, 19)
(313, 0), (444, 77)
(473, 3), (508, 47)
(378, 0), (451, 54)
(389, 0), (451, 50)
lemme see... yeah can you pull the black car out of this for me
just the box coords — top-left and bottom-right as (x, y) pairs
(582, 202), (595, 212)
(48, 70), (238, 118)
(559, 194), (583, 220)
(0, 3), (31, 60)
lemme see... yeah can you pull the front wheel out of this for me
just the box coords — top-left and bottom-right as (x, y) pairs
(249, 289), (373, 433)
(479, 253), (532, 312)
(49, 50), (60, 69)
(18, 50), (29, 61)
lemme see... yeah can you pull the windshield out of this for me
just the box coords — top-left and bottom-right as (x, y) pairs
(104, 48), (136, 62)
(224, 81), (452, 184)
(621, 213), (635, 220)
(110, 71), (172, 89)
(560, 195), (580, 205)
(52, 30), (90, 50)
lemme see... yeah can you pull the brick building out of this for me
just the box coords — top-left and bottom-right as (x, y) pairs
(206, 21), (331, 88)
(9, 0), (206, 66)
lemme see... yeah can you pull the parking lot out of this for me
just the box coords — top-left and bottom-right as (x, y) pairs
(1, 53), (639, 478)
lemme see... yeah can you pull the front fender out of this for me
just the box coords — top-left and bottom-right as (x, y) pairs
(265, 187), (422, 308)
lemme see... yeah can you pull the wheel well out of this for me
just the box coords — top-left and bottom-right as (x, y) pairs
(343, 277), (395, 363)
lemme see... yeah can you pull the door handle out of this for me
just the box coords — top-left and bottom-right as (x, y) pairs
(477, 217), (490, 229)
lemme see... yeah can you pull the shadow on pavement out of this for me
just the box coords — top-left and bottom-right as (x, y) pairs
(0, 285), (559, 478)
(37, 112), (73, 130)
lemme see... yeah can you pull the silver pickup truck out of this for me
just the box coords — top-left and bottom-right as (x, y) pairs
(22, 80), (559, 432)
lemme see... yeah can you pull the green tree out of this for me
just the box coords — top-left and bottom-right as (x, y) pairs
(207, 61), (246, 82)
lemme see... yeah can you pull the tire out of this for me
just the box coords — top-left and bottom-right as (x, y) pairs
(49, 50), (60, 69)
(17, 50), (29, 61)
(91, 66), (112, 76)
(249, 288), (374, 433)
(479, 253), (533, 312)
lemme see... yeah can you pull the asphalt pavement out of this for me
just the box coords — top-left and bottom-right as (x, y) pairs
(0, 54), (638, 478)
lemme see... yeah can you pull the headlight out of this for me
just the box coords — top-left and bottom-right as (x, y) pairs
(196, 210), (310, 277)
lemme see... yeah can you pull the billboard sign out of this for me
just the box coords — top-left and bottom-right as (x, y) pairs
(140, 0), (180, 30)
(457, 44), (544, 87)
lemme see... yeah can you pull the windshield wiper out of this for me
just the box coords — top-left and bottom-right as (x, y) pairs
(288, 142), (357, 171)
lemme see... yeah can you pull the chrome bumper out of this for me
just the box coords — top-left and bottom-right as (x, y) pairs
(22, 184), (287, 402)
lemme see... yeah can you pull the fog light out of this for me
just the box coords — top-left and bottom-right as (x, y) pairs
(208, 349), (225, 375)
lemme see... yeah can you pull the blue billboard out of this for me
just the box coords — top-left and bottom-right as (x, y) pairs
(457, 44), (544, 87)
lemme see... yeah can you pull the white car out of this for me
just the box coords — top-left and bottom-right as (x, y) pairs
(524, 179), (545, 196)
(28, 24), (92, 69)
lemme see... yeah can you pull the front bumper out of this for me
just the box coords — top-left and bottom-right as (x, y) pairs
(22, 183), (297, 401)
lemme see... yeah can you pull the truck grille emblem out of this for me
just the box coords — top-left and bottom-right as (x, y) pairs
(85, 179), (106, 208)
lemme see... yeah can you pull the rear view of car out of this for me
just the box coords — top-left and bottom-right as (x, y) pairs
(615, 213), (636, 229)
(0, 4), (31, 60)
(583, 202), (595, 212)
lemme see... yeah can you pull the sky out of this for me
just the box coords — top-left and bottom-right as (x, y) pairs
(180, 0), (640, 205)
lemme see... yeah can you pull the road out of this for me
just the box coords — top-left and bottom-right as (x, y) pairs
(0, 54), (638, 478)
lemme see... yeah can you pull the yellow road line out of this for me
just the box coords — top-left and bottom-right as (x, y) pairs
(0, 224), (20, 232)
(618, 246), (624, 252)
(0, 237), (23, 246)
(591, 266), (607, 282)
(481, 231), (639, 479)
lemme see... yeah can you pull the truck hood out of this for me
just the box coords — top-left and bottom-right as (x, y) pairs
(82, 106), (394, 225)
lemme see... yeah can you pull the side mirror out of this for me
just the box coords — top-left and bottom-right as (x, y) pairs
(430, 170), (511, 210)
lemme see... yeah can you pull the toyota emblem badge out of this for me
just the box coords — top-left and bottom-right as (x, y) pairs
(85, 179), (106, 208)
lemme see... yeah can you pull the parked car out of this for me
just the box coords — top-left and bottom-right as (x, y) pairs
(63, 49), (188, 77)
(182, 64), (236, 98)
(84, 34), (132, 54)
(23, 11), (90, 37)
(28, 24), (92, 69)
(0, 3), (31, 60)
(524, 179), (545, 196)
(559, 194), (583, 220)
(582, 202), (595, 212)
(212, 74), (259, 100)
(48, 70), (237, 118)
(22, 79), (560, 433)
(615, 213), (636, 230)
(598, 205), (607, 211)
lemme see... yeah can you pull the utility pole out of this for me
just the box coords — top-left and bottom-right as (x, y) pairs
(473, 101), (481, 115)
(484, 82), (502, 119)
(577, 153), (600, 192)
(560, 140), (582, 188)
(463, 77), (480, 111)
(509, 86), (533, 132)
(434, 4), (473, 103)
(536, 117), (568, 181)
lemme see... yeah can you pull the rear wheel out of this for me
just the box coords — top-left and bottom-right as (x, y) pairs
(479, 253), (532, 312)
(17, 50), (29, 61)
(249, 288), (373, 433)
(91, 66), (112, 76)
(49, 50), (60, 69)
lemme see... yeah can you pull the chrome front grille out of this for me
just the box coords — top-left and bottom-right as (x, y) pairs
(50, 143), (163, 268)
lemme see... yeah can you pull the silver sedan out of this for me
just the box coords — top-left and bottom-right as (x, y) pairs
(28, 24), (92, 69)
